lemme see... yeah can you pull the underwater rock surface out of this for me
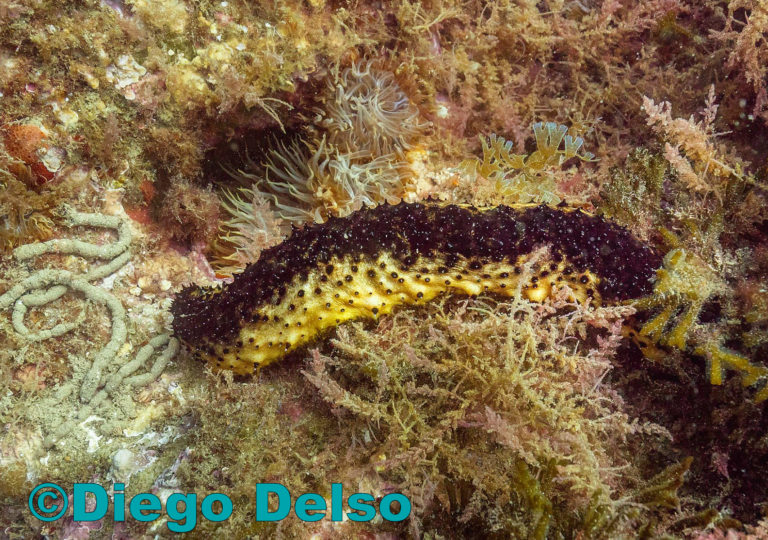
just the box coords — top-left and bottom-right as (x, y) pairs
(1, 0), (768, 538)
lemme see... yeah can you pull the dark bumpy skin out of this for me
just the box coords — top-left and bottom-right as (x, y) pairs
(172, 202), (663, 374)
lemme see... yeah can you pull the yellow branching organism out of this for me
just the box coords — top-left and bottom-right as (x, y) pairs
(631, 247), (768, 402)
(460, 122), (595, 204)
(633, 248), (720, 351)
(459, 119), (767, 402)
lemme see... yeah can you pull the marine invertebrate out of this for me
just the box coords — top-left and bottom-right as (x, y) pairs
(3, 268), (130, 402)
(627, 245), (768, 402)
(177, 276), (684, 538)
(460, 123), (595, 204)
(11, 207), (132, 264)
(217, 135), (416, 273)
(216, 60), (428, 270)
(633, 248), (720, 351)
(178, 200), (768, 401)
(236, 138), (414, 226)
(44, 334), (179, 448)
(0, 208), (54, 253)
(1, 211), (134, 396)
(0, 123), (57, 188)
(1, 171), (82, 254)
(0, 208), (179, 447)
(213, 188), (285, 270)
(172, 201), (661, 375)
(314, 59), (430, 157)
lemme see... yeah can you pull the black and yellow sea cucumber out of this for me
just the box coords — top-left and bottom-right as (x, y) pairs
(171, 202), (662, 375)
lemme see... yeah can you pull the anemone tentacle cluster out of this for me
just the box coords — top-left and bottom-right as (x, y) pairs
(315, 59), (430, 158)
(216, 60), (430, 270)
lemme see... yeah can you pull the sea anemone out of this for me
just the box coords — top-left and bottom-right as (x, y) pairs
(0, 177), (55, 253)
(213, 188), (285, 271)
(214, 137), (414, 274)
(215, 59), (428, 273)
(234, 137), (413, 226)
(315, 59), (431, 157)
(0, 210), (54, 253)
(241, 59), (428, 226)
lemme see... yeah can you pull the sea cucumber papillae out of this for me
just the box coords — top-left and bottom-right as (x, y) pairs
(172, 202), (663, 374)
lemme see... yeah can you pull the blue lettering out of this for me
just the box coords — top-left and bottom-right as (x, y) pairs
(202, 493), (233, 522)
(167, 493), (197, 532)
(347, 493), (375, 522)
(255, 483), (290, 521)
(295, 493), (326, 522)
(73, 483), (108, 521)
(380, 493), (411, 522)
(129, 493), (161, 522)
(113, 484), (125, 522)
(331, 484), (343, 521)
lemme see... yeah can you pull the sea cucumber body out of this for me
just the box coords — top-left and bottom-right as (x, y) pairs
(171, 202), (662, 375)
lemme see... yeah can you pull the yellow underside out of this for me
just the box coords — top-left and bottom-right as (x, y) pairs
(200, 252), (600, 375)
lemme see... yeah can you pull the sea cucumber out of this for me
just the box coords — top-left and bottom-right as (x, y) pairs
(171, 202), (663, 375)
